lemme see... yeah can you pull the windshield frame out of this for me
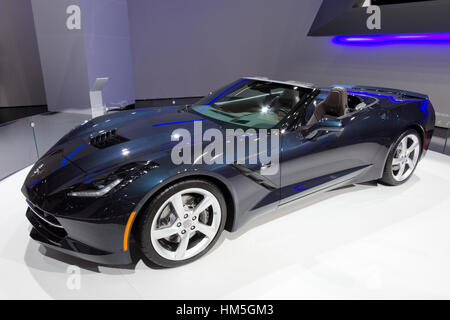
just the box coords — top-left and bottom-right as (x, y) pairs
(191, 79), (315, 130)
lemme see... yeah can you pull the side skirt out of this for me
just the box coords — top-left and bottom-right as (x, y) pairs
(279, 165), (373, 206)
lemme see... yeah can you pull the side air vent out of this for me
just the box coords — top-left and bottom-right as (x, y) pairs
(230, 163), (277, 190)
(90, 129), (129, 149)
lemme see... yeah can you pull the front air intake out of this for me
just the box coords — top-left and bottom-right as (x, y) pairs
(90, 129), (129, 149)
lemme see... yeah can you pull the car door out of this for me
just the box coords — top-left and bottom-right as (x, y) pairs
(279, 125), (343, 204)
(279, 94), (386, 205)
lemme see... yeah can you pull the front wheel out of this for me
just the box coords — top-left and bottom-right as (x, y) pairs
(137, 179), (226, 268)
(380, 129), (421, 186)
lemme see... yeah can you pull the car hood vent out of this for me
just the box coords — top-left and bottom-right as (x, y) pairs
(90, 129), (129, 149)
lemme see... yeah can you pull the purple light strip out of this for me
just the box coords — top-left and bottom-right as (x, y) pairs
(333, 33), (450, 45)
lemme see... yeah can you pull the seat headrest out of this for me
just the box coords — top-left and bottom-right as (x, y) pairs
(323, 87), (347, 117)
(306, 87), (347, 126)
(327, 87), (347, 107)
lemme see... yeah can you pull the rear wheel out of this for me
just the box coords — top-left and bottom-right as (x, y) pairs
(380, 130), (421, 186)
(137, 179), (226, 268)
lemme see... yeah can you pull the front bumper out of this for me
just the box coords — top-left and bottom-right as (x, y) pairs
(26, 205), (133, 265)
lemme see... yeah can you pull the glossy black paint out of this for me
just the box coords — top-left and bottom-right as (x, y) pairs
(21, 79), (435, 265)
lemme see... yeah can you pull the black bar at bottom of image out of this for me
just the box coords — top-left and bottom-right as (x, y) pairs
(2, 300), (450, 318)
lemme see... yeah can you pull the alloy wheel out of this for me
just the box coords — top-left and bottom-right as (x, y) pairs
(150, 188), (221, 261)
(391, 134), (420, 182)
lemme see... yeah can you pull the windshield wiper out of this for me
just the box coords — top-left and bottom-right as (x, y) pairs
(179, 104), (192, 112)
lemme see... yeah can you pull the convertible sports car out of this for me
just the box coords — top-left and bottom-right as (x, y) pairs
(22, 77), (435, 268)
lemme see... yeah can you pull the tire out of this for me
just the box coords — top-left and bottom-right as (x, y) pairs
(137, 179), (227, 268)
(379, 129), (421, 186)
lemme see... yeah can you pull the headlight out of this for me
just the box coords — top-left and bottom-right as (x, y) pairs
(67, 161), (158, 197)
(68, 179), (122, 197)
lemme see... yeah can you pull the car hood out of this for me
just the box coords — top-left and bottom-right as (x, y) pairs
(22, 106), (221, 198)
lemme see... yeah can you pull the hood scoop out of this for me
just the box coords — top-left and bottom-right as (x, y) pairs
(90, 129), (129, 149)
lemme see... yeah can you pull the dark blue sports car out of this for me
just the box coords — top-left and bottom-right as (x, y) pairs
(22, 78), (435, 267)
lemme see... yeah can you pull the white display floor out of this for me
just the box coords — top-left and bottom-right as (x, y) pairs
(1, 151), (450, 299)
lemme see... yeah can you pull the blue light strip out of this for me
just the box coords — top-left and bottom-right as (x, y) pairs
(152, 119), (206, 127)
(28, 178), (41, 189)
(333, 33), (450, 45)
(199, 79), (249, 111)
(60, 143), (87, 168)
(293, 184), (309, 192)
(418, 100), (429, 123)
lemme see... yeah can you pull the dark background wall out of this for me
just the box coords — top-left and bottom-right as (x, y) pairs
(0, 0), (46, 108)
(128, 0), (450, 125)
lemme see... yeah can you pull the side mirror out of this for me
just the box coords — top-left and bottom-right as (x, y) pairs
(303, 118), (344, 140)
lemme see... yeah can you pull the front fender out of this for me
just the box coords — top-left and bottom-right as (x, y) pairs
(115, 162), (241, 252)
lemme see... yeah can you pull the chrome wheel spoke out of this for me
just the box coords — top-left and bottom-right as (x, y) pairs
(196, 222), (216, 239)
(407, 158), (414, 168)
(153, 223), (179, 240)
(396, 163), (406, 178)
(400, 138), (408, 154)
(192, 196), (212, 216)
(175, 232), (190, 259)
(392, 157), (402, 165)
(170, 193), (185, 218)
(407, 141), (419, 154)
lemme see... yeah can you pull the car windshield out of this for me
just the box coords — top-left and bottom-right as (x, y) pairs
(192, 79), (313, 129)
